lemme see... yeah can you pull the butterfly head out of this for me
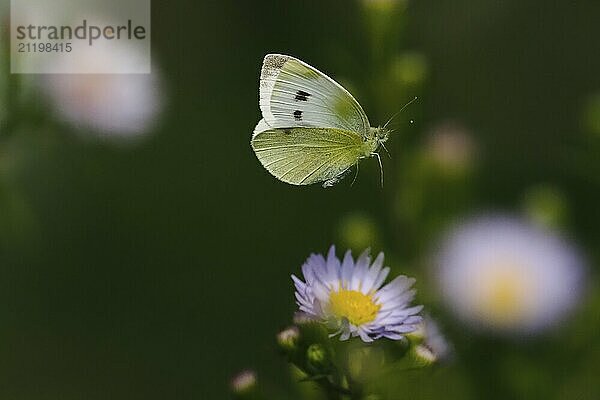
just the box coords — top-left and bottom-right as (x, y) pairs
(371, 126), (391, 145)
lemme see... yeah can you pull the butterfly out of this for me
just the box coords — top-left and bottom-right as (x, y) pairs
(251, 54), (393, 188)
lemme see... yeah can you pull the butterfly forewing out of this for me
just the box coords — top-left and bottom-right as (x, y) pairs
(251, 126), (365, 186)
(259, 54), (370, 136)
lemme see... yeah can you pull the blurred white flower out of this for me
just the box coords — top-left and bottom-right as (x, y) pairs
(434, 215), (585, 335)
(38, 43), (164, 139)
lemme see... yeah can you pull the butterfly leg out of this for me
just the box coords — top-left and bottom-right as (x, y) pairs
(380, 142), (392, 159)
(351, 163), (359, 187)
(372, 152), (383, 188)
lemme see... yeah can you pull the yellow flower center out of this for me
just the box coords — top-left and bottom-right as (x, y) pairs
(474, 263), (531, 328)
(328, 289), (381, 326)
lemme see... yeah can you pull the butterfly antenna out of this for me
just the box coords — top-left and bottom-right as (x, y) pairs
(383, 96), (419, 130)
(380, 142), (392, 159)
(351, 163), (359, 186)
(372, 152), (384, 188)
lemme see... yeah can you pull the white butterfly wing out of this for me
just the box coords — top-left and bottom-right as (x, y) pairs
(257, 54), (370, 137)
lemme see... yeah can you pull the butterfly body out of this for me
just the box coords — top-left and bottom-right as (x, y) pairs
(251, 54), (390, 187)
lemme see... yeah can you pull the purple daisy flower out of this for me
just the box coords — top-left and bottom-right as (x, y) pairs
(292, 246), (423, 342)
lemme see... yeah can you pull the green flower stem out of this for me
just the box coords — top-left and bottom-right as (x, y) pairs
(320, 378), (346, 400)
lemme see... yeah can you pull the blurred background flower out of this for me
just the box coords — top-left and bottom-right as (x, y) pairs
(7, 3), (165, 141)
(36, 43), (165, 140)
(434, 214), (585, 334)
(423, 120), (476, 175)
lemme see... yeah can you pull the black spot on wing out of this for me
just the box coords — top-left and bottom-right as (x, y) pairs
(295, 90), (311, 102)
(293, 110), (303, 121)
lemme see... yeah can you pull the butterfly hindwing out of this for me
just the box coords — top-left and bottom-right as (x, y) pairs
(251, 125), (365, 186)
(259, 54), (370, 136)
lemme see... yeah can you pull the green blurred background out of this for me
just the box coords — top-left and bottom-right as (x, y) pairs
(1, 0), (600, 399)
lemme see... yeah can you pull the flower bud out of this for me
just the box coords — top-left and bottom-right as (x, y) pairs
(277, 326), (300, 353)
(403, 317), (452, 368)
(231, 370), (257, 396)
(410, 344), (437, 367)
(306, 343), (329, 371)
